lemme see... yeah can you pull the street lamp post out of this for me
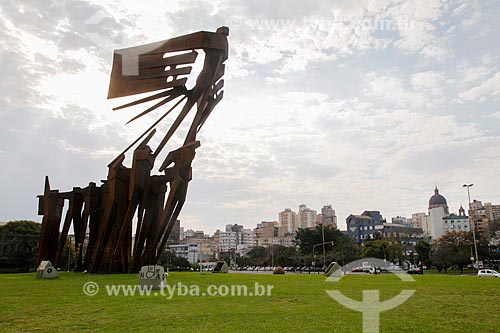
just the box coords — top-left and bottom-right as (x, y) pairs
(271, 237), (274, 267)
(463, 184), (480, 271)
(321, 221), (326, 270)
(199, 246), (203, 275)
(313, 241), (333, 273)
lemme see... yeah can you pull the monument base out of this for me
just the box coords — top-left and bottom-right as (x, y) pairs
(139, 265), (167, 290)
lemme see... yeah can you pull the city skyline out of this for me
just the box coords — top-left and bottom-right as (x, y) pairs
(180, 188), (497, 235)
(1, 1), (500, 234)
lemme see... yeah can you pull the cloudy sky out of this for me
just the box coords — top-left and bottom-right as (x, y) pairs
(1, 0), (500, 233)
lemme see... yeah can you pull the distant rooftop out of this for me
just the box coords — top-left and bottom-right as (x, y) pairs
(443, 214), (468, 220)
(353, 215), (371, 219)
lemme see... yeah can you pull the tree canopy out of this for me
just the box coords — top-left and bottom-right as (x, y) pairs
(0, 220), (41, 272)
(432, 231), (473, 273)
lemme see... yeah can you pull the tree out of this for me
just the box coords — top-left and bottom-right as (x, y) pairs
(158, 250), (191, 271)
(274, 245), (302, 267)
(360, 240), (386, 259)
(236, 254), (249, 267)
(245, 246), (267, 266)
(331, 236), (359, 266)
(386, 240), (405, 264)
(236, 245), (303, 267)
(415, 240), (432, 268)
(432, 241), (452, 273)
(295, 226), (345, 254)
(490, 217), (500, 235)
(0, 221), (41, 272)
(432, 231), (473, 273)
(217, 252), (232, 265)
(294, 227), (359, 267)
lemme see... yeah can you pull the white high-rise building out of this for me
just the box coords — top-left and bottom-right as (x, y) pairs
(298, 204), (317, 228)
(216, 224), (254, 254)
(215, 230), (237, 253)
(239, 228), (254, 254)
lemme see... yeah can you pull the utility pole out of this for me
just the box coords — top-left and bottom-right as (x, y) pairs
(463, 184), (480, 271)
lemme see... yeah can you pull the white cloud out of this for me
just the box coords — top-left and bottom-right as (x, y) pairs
(1, 0), (500, 233)
(451, 0), (483, 28)
(456, 64), (494, 85)
(265, 76), (286, 85)
(490, 111), (500, 120)
(410, 71), (445, 91)
(459, 71), (500, 101)
(364, 71), (440, 108)
(379, 0), (451, 60)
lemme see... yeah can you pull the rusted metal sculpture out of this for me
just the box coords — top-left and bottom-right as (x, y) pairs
(37, 27), (229, 273)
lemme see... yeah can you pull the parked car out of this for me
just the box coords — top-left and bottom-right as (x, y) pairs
(477, 269), (500, 277)
(351, 267), (365, 273)
(406, 267), (423, 275)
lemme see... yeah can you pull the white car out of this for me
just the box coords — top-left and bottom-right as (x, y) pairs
(477, 269), (500, 277)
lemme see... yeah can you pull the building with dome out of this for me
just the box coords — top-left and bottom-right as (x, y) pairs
(412, 187), (472, 239)
(427, 187), (449, 239)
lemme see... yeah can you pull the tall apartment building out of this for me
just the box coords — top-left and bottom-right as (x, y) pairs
(321, 205), (337, 228)
(227, 224), (253, 249)
(469, 200), (491, 239)
(183, 230), (216, 261)
(279, 209), (298, 234)
(411, 213), (427, 230)
(169, 243), (199, 264)
(298, 204), (317, 229)
(253, 220), (294, 247)
(254, 221), (277, 247)
(214, 224), (253, 255)
(166, 220), (181, 244)
(214, 230), (236, 253)
(484, 202), (500, 222)
(485, 203), (500, 244)
(183, 229), (199, 239)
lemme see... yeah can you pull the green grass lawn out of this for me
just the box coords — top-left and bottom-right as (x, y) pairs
(1, 271), (499, 332)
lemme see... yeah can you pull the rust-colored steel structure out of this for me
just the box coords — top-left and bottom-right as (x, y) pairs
(37, 27), (229, 273)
